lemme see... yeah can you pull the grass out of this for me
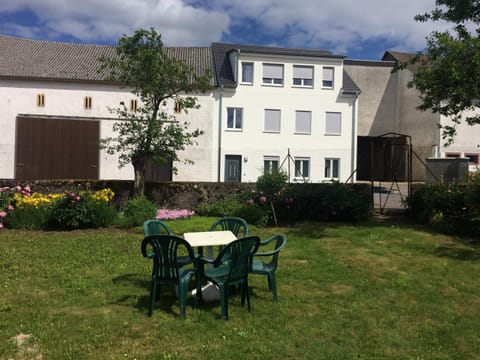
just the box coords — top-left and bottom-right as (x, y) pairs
(1, 217), (479, 359)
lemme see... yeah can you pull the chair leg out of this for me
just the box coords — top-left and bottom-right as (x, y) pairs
(179, 283), (187, 320)
(149, 282), (157, 316)
(269, 273), (278, 302)
(245, 280), (251, 312)
(219, 285), (229, 319)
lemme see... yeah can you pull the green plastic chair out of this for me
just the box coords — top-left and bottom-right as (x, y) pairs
(143, 219), (173, 236)
(210, 217), (249, 237)
(250, 234), (287, 302)
(143, 220), (192, 266)
(198, 236), (260, 319)
(141, 234), (200, 319)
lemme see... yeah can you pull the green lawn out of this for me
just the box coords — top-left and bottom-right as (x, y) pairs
(1, 218), (479, 359)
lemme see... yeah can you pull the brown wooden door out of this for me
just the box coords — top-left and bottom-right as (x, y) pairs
(16, 116), (99, 180)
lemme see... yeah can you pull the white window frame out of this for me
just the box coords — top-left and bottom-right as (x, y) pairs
(262, 63), (284, 86)
(295, 110), (312, 134)
(325, 158), (340, 180)
(264, 109), (281, 133)
(241, 62), (254, 84)
(293, 65), (314, 87)
(325, 112), (342, 135)
(294, 157), (310, 180)
(264, 156), (280, 174)
(322, 67), (334, 88)
(227, 107), (243, 130)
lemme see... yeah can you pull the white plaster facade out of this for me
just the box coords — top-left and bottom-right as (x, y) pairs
(0, 78), (216, 181)
(216, 51), (358, 183)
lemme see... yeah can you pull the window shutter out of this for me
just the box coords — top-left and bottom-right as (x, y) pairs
(293, 66), (313, 79)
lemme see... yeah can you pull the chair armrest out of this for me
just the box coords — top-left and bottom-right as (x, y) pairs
(254, 250), (278, 257)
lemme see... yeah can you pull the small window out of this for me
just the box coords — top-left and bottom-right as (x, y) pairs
(325, 112), (341, 135)
(264, 156), (280, 174)
(445, 152), (461, 158)
(174, 100), (182, 114)
(263, 64), (284, 86)
(36, 94), (45, 107)
(264, 109), (281, 133)
(294, 157), (310, 179)
(130, 99), (138, 112)
(322, 67), (334, 88)
(295, 111), (312, 134)
(465, 154), (479, 164)
(241, 62), (254, 84)
(325, 158), (340, 179)
(84, 96), (92, 110)
(227, 107), (243, 130)
(293, 66), (313, 87)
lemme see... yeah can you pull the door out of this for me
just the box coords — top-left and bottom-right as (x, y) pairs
(225, 155), (242, 183)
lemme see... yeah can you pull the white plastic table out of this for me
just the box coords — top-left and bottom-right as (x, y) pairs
(183, 230), (237, 301)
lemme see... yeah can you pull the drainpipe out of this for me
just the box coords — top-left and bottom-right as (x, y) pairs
(350, 93), (359, 183)
(217, 85), (224, 182)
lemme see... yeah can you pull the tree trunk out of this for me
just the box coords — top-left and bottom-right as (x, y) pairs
(133, 161), (146, 197)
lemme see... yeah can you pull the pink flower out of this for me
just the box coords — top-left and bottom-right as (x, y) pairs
(76, 196), (81, 201)
(24, 186), (31, 193)
(0, 211), (7, 218)
(259, 196), (267, 203)
(7, 205), (14, 211)
(15, 185), (21, 192)
(69, 192), (76, 198)
(0, 223), (3, 229)
(246, 199), (254, 205)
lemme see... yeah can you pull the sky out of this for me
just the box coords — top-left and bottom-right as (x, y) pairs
(0, 0), (451, 60)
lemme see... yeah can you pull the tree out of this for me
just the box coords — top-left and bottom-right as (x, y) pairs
(99, 28), (211, 196)
(405, 0), (480, 144)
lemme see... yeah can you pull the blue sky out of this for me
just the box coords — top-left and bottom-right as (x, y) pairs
(0, 0), (448, 60)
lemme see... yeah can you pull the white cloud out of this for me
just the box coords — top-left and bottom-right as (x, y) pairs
(0, 0), (458, 57)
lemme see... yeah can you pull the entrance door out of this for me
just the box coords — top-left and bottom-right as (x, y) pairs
(225, 155), (242, 183)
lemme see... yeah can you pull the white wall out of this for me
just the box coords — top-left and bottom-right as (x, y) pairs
(0, 79), (215, 181)
(219, 53), (356, 183)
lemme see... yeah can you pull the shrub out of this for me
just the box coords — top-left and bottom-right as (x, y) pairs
(3, 203), (52, 230)
(121, 196), (157, 227)
(195, 198), (244, 217)
(0, 185), (33, 230)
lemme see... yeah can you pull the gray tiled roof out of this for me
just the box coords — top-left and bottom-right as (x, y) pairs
(0, 35), (214, 83)
(342, 71), (361, 94)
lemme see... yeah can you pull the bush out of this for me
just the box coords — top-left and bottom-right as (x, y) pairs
(195, 198), (244, 217)
(3, 203), (52, 230)
(49, 191), (117, 230)
(120, 196), (157, 227)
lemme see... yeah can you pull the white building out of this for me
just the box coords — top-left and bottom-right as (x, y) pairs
(0, 36), (360, 184)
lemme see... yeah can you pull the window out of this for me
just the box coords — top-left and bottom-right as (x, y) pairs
(295, 111), (312, 134)
(322, 67), (334, 88)
(325, 112), (341, 135)
(465, 154), (479, 164)
(241, 62), (254, 84)
(325, 158), (340, 179)
(130, 99), (138, 112)
(263, 64), (284, 85)
(36, 94), (45, 107)
(84, 96), (92, 110)
(174, 100), (182, 114)
(293, 65), (313, 87)
(294, 157), (310, 179)
(264, 156), (280, 174)
(264, 109), (281, 133)
(227, 107), (243, 130)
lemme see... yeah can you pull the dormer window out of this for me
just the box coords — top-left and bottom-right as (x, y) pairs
(262, 64), (283, 86)
(322, 67), (334, 88)
(241, 62), (254, 84)
(293, 66), (313, 87)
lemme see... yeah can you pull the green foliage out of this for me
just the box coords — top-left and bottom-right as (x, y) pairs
(121, 196), (157, 227)
(405, 0), (480, 143)
(3, 204), (52, 230)
(289, 183), (371, 222)
(407, 175), (480, 237)
(99, 28), (212, 196)
(49, 191), (118, 231)
(195, 198), (243, 217)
